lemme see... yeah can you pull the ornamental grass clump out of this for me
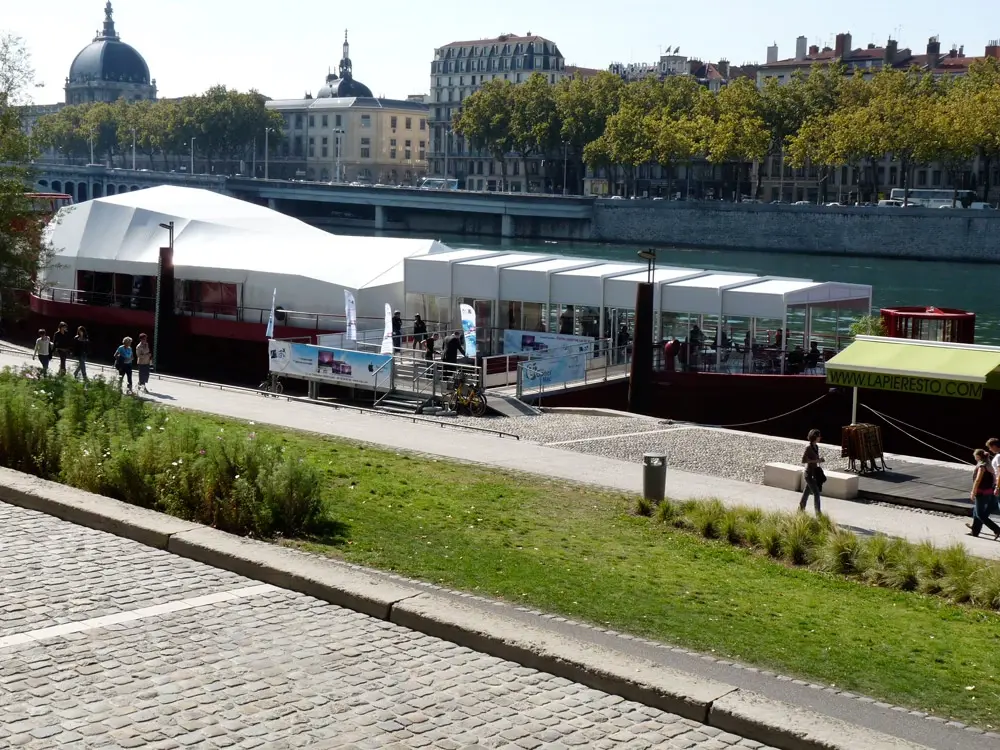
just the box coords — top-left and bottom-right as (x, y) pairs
(0, 370), (329, 540)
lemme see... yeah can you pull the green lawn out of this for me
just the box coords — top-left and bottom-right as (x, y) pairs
(206, 424), (1000, 730)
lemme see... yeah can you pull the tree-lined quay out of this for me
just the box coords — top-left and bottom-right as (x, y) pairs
(454, 60), (1000, 203)
(30, 86), (284, 173)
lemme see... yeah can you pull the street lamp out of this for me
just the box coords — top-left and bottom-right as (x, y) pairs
(155, 221), (174, 373)
(88, 128), (95, 164)
(189, 136), (196, 175)
(562, 141), (569, 196)
(333, 127), (344, 182)
(131, 127), (137, 171)
(264, 127), (274, 180)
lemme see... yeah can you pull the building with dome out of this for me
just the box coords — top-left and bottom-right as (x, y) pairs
(265, 31), (429, 185)
(65, 1), (157, 105)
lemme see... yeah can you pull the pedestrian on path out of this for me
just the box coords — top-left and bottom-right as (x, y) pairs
(113, 336), (134, 394)
(73, 326), (89, 382)
(968, 448), (1000, 539)
(32, 329), (52, 375)
(51, 322), (73, 374)
(986, 438), (1000, 513)
(412, 314), (427, 350)
(392, 310), (403, 351)
(135, 333), (152, 393)
(799, 428), (825, 515)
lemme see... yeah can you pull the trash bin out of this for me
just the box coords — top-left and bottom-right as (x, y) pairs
(643, 453), (666, 503)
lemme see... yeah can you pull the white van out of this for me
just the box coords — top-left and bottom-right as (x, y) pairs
(877, 199), (905, 207)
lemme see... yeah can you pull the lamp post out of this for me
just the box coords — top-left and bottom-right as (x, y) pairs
(155, 221), (174, 372)
(89, 128), (95, 164)
(333, 127), (344, 182)
(630, 248), (658, 412)
(638, 248), (657, 284)
(264, 127), (274, 180)
(189, 137), (196, 175)
(562, 141), (569, 196)
(443, 126), (450, 181)
(131, 127), (137, 171)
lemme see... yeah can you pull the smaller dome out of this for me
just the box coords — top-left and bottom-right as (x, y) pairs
(317, 74), (373, 99)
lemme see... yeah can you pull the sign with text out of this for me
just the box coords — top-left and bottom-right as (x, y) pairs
(268, 340), (392, 390)
(827, 368), (984, 400)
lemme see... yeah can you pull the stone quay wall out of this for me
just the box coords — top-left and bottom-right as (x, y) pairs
(590, 201), (1000, 261)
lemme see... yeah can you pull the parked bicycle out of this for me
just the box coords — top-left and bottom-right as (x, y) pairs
(445, 373), (488, 417)
(258, 372), (284, 395)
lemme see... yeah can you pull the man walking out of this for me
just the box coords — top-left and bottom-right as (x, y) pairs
(391, 310), (403, 351)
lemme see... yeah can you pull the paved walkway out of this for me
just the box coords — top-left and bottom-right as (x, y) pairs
(1, 348), (992, 561)
(0, 501), (777, 750)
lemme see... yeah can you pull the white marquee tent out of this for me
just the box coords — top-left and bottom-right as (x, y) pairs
(41, 186), (448, 321)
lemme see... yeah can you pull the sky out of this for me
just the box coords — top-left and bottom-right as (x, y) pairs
(7, 0), (1000, 103)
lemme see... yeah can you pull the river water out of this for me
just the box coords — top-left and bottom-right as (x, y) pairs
(334, 227), (1000, 345)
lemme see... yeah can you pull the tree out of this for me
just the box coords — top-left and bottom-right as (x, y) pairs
(586, 101), (652, 197)
(555, 71), (623, 193)
(849, 314), (887, 338)
(702, 78), (769, 201)
(452, 79), (515, 190)
(958, 58), (1000, 201)
(647, 111), (701, 197)
(0, 35), (55, 310)
(510, 73), (559, 192)
(924, 88), (977, 207)
(786, 114), (839, 203)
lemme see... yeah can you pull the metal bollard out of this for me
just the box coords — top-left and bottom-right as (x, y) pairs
(642, 452), (666, 503)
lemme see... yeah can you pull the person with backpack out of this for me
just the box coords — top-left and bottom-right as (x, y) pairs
(799, 428), (825, 516)
(113, 336), (135, 394)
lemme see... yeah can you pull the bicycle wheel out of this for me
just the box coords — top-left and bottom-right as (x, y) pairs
(443, 391), (457, 412)
(468, 392), (488, 417)
(272, 380), (283, 395)
(258, 380), (270, 391)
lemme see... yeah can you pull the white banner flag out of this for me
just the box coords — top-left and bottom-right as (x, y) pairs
(380, 303), (394, 355)
(264, 288), (277, 339)
(344, 290), (357, 341)
(460, 303), (477, 358)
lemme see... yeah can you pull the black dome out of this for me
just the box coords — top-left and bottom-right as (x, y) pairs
(317, 74), (373, 99)
(69, 39), (150, 85)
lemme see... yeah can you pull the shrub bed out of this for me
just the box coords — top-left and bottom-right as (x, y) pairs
(0, 369), (327, 538)
(639, 496), (1000, 612)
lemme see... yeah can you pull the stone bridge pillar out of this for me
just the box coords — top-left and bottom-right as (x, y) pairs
(501, 214), (515, 238)
(374, 205), (387, 230)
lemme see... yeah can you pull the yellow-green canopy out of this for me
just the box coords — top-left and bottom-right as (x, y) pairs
(826, 337), (1000, 400)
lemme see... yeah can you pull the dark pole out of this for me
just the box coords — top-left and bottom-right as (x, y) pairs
(155, 221), (174, 372)
(629, 249), (657, 413)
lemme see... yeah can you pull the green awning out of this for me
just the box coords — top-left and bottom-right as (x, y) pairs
(826, 338), (1000, 400)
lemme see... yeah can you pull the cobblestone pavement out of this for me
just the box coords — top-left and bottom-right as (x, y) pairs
(0, 503), (776, 750)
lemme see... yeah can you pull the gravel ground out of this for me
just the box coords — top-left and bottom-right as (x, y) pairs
(446, 412), (678, 444)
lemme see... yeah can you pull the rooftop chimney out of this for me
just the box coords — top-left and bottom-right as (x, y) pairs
(795, 35), (808, 61)
(766, 43), (778, 64)
(885, 38), (898, 64)
(987, 40), (1000, 59)
(717, 58), (731, 78)
(834, 32), (852, 58)
(927, 36), (941, 56)
(959, 45), (965, 57)
(949, 45), (958, 58)
(809, 44), (819, 56)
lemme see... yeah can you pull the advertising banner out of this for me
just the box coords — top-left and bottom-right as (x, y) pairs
(264, 287), (277, 339)
(380, 303), (393, 355)
(344, 290), (357, 341)
(460, 303), (478, 358)
(827, 368), (984, 400)
(503, 329), (594, 357)
(268, 340), (392, 389)
(504, 330), (593, 387)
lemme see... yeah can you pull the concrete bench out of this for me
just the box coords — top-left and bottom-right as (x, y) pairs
(763, 462), (859, 500)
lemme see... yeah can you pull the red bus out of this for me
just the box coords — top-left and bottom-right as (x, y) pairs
(26, 192), (74, 220)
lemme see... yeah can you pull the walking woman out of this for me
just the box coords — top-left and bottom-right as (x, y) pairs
(32, 329), (52, 375)
(135, 333), (152, 393)
(73, 326), (89, 382)
(113, 336), (134, 394)
(968, 448), (1000, 539)
(800, 428), (825, 515)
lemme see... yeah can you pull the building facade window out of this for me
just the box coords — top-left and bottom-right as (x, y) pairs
(335, 114), (342, 127)
(390, 138), (397, 159)
(321, 136), (329, 158)
(405, 117), (412, 129)
(309, 115), (315, 128)
(295, 114), (304, 130)
(361, 138), (371, 159)
(420, 118), (426, 130)
(322, 115), (329, 128)
(419, 141), (426, 160)
(361, 114), (372, 128)
(391, 116), (398, 129)
(308, 137), (315, 157)
(404, 139), (411, 160)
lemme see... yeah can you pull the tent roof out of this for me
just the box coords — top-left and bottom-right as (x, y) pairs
(45, 186), (443, 291)
(826, 337), (1000, 385)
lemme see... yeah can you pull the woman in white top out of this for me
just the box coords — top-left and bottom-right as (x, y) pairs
(32, 329), (52, 375)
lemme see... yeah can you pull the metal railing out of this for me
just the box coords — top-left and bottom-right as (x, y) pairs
(515, 343), (633, 400)
(372, 357), (394, 408)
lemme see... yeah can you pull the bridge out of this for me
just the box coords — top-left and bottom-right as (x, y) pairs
(31, 163), (227, 203)
(30, 164), (595, 238)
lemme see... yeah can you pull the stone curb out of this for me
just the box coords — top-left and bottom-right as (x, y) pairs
(0, 469), (932, 750)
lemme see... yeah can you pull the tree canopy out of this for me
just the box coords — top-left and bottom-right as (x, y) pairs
(0, 34), (51, 308)
(32, 86), (285, 172)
